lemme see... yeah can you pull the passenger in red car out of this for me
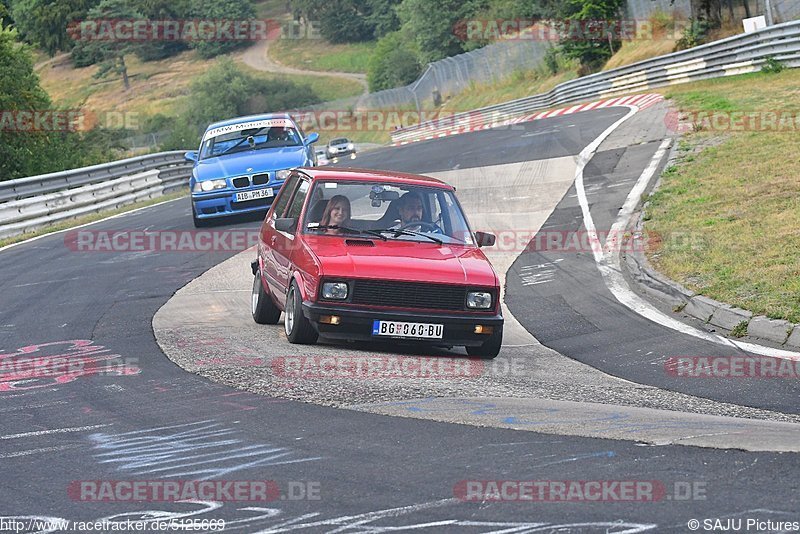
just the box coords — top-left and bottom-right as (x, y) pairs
(320, 195), (351, 234)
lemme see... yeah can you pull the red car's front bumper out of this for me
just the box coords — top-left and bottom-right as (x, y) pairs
(301, 301), (503, 347)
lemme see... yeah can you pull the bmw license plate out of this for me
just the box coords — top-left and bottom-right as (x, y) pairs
(235, 188), (273, 202)
(372, 320), (443, 339)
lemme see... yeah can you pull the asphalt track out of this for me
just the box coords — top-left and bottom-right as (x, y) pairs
(1, 105), (798, 532)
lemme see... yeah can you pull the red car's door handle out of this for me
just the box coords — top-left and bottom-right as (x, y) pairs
(270, 236), (277, 246)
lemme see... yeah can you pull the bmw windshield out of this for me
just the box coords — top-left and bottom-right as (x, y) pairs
(200, 124), (302, 160)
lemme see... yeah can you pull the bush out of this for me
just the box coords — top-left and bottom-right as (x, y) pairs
(367, 31), (421, 91)
(761, 56), (785, 74)
(168, 58), (321, 148)
(675, 18), (710, 51)
(544, 45), (559, 76)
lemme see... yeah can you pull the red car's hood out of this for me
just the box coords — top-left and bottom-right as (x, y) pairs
(303, 236), (498, 287)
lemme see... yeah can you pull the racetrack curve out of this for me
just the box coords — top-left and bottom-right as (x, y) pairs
(1, 102), (799, 532)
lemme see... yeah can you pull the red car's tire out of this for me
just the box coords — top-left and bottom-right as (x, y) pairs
(284, 281), (319, 344)
(251, 269), (281, 325)
(466, 329), (502, 359)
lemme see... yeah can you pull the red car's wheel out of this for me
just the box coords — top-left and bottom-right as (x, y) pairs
(284, 281), (319, 344)
(466, 329), (502, 359)
(251, 269), (281, 325)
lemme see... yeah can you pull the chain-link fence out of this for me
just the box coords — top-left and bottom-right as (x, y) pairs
(626, 0), (692, 19)
(626, 0), (800, 23)
(302, 39), (549, 114)
(299, 0), (800, 117)
(766, 0), (800, 23)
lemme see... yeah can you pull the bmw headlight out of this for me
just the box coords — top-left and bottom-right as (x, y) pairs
(322, 282), (348, 300)
(193, 179), (227, 193)
(466, 291), (492, 309)
(276, 169), (292, 180)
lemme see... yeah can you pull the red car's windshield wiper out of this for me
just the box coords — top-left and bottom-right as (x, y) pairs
(368, 228), (443, 245)
(306, 224), (388, 240)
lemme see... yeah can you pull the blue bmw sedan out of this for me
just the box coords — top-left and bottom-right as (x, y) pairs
(185, 113), (319, 227)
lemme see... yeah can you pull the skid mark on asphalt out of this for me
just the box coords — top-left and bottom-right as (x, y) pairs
(519, 260), (563, 286)
(88, 420), (321, 480)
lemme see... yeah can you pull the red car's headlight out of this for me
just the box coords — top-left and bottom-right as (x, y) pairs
(322, 282), (348, 300)
(466, 291), (492, 309)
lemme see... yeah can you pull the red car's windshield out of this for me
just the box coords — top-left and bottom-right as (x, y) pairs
(303, 181), (475, 245)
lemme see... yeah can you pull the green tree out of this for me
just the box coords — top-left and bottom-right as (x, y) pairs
(130, 0), (190, 61)
(396, 0), (484, 63)
(0, 25), (92, 179)
(187, 0), (256, 58)
(12, 0), (98, 56)
(556, 0), (625, 73)
(0, 0), (13, 25)
(365, 0), (401, 38)
(294, 0), (400, 42)
(70, 0), (144, 90)
(367, 31), (420, 91)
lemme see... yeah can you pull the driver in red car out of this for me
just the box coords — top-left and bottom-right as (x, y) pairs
(395, 191), (424, 226)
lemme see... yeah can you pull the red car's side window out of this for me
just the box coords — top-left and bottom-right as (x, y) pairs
(285, 180), (311, 221)
(270, 175), (300, 219)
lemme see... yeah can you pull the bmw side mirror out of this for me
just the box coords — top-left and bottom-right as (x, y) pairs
(275, 217), (297, 233)
(475, 231), (496, 247)
(184, 151), (198, 162)
(304, 132), (319, 145)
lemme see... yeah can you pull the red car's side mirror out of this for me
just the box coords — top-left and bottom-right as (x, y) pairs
(474, 231), (496, 247)
(275, 217), (297, 233)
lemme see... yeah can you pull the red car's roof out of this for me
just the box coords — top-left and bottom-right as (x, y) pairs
(298, 167), (453, 190)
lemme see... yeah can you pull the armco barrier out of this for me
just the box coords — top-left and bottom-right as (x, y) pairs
(391, 20), (800, 143)
(0, 151), (191, 240)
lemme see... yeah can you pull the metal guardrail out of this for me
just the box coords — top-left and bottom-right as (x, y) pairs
(391, 20), (800, 143)
(0, 151), (192, 240)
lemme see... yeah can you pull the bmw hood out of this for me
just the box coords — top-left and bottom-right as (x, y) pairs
(194, 147), (309, 181)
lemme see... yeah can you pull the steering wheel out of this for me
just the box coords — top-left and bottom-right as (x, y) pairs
(398, 221), (443, 234)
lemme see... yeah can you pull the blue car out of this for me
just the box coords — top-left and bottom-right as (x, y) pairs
(184, 113), (319, 227)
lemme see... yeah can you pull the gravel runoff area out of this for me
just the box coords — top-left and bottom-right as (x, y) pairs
(155, 242), (800, 426)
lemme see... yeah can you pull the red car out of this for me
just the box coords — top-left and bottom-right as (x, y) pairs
(250, 168), (503, 358)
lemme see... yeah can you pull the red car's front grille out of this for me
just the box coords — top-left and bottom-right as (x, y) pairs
(351, 280), (468, 311)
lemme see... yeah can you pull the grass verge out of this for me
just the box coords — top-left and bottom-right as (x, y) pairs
(268, 39), (373, 73)
(644, 68), (800, 323)
(440, 67), (579, 113)
(0, 189), (188, 249)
